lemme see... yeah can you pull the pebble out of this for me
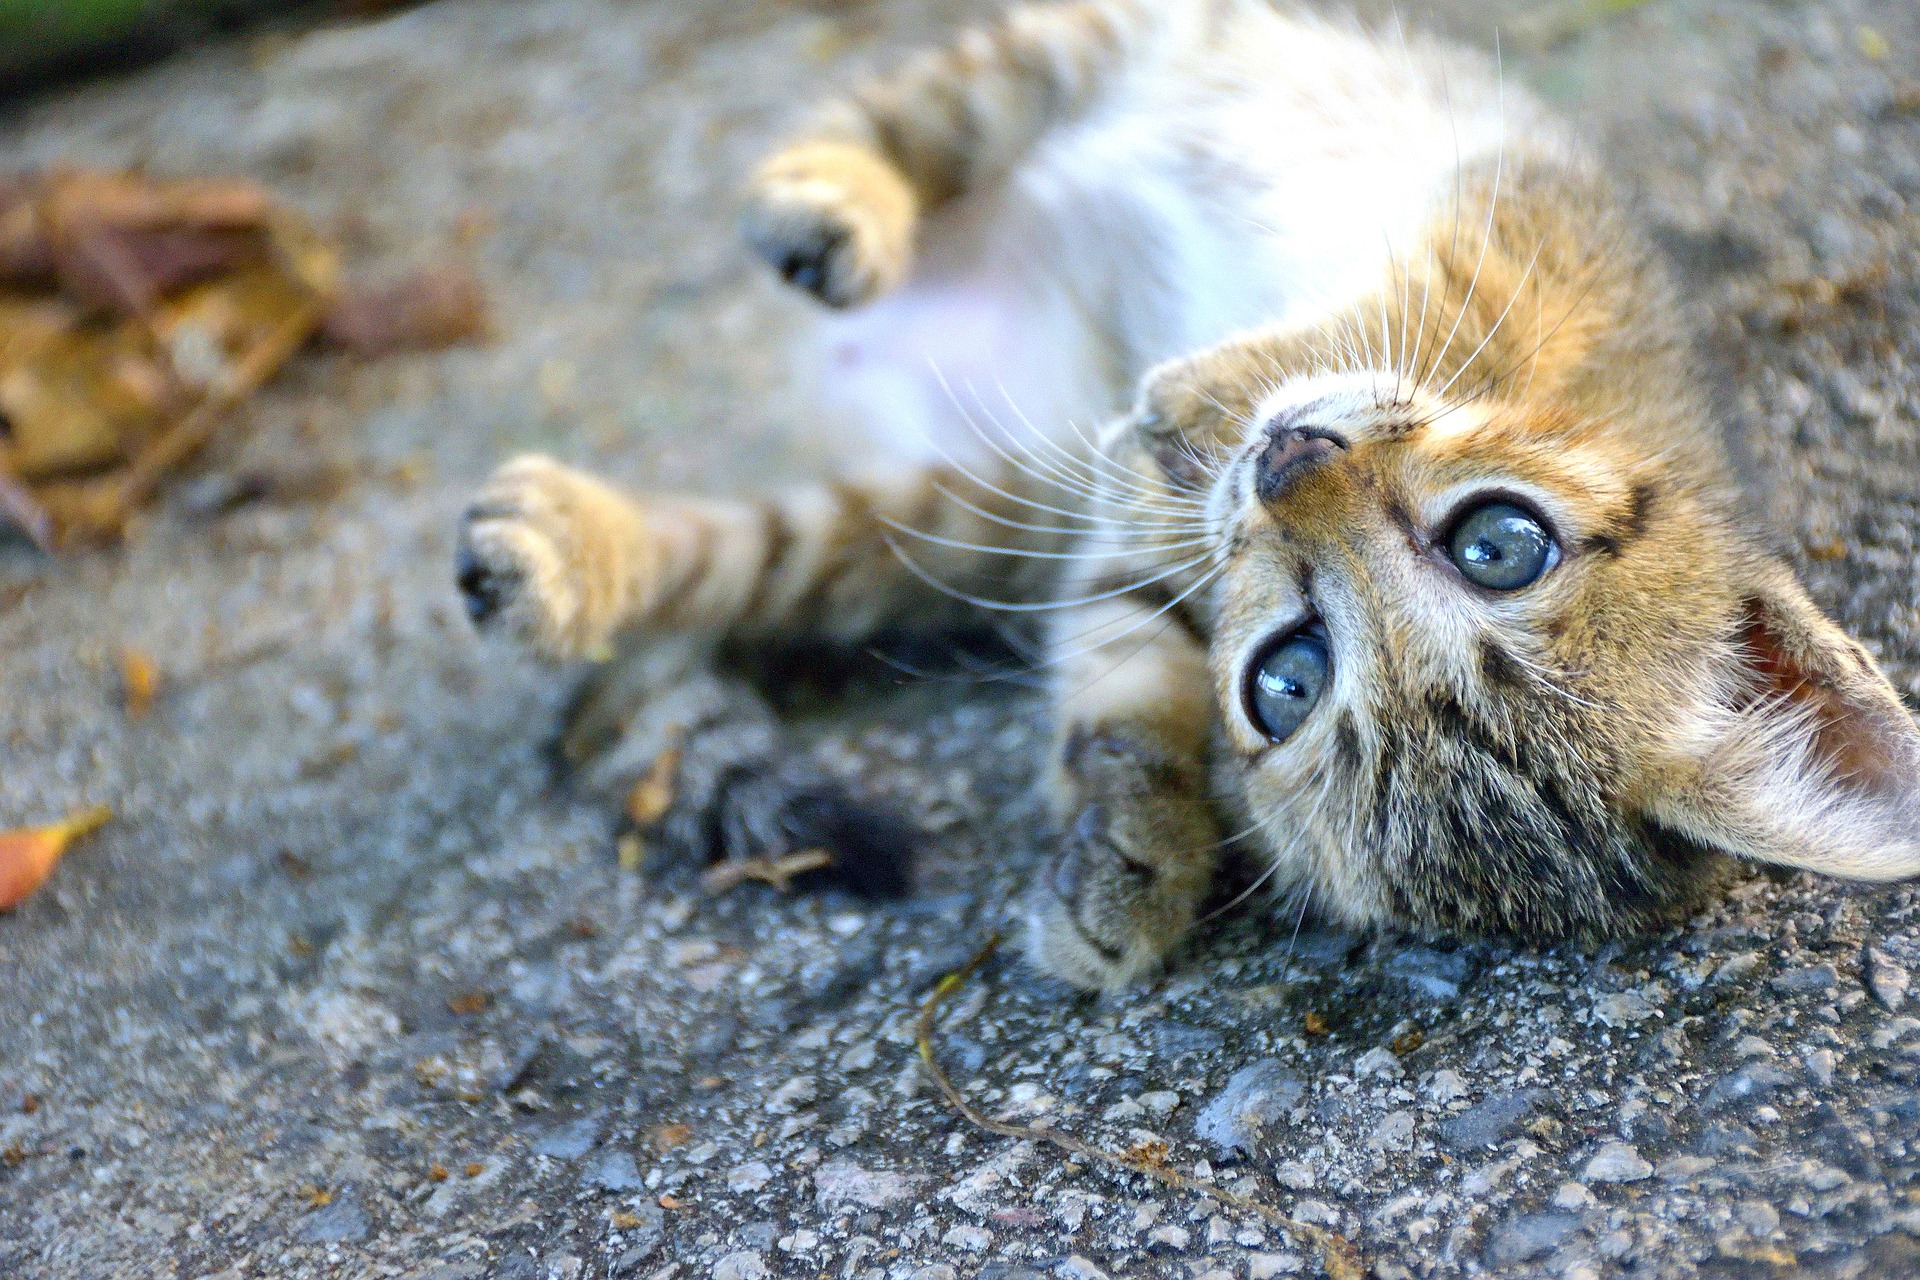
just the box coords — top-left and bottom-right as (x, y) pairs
(292, 1197), (369, 1244)
(1427, 1069), (1469, 1103)
(1553, 1182), (1595, 1209)
(711, 1253), (766, 1280)
(1194, 1061), (1304, 1155)
(1702, 1064), (1795, 1112)
(1381, 945), (1479, 1000)
(1439, 1090), (1545, 1151)
(1484, 1211), (1581, 1265)
(1146, 1224), (1191, 1250)
(811, 1161), (924, 1211)
(1584, 1142), (1654, 1183)
(1802, 1048), (1837, 1086)
(940, 1225), (992, 1251)
(767, 1077), (817, 1114)
(726, 1161), (773, 1193)
(1770, 964), (1839, 995)
(1370, 1109), (1416, 1151)
(585, 1152), (643, 1193)
(530, 1113), (601, 1160)
(1353, 1047), (1404, 1080)
(1866, 946), (1910, 1011)
(1273, 1160), (1317, 1190)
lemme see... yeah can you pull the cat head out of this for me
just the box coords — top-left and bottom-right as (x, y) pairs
(1142, 352), (1920, 938)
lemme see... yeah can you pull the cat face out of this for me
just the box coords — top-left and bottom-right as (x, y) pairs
(1193, 367), (1920, 937)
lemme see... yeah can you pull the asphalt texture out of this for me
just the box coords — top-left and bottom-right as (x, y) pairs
(3, 1), (1920, 1278)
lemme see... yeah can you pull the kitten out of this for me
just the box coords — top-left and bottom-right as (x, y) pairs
(455, 0), (1920, 990)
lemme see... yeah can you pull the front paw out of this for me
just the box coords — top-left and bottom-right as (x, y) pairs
(1026, 800), (1211, 992)
(742, 141), (916, 309)
(456, 454), (647, 662)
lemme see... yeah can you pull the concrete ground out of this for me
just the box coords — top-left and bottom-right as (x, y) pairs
(3, 1), (1920, 1277)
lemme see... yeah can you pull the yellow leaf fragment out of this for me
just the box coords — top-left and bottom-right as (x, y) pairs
(625, 745), (681, 827)
(119, 648), (159, 719)
(0, 804), (111, 910)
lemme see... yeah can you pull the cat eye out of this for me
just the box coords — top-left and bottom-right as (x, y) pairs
(1245, 627), (1331, 744)
(1445, 501), (1557, 591)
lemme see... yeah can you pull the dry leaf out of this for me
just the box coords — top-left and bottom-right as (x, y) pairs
(657, 1194), (685, 1210)
(648, 1122), (693, 1152)
(0, 804), (111, 910)
(300, 1185), (332, 1209)
(463, 1162), (484, 1178)
(1303, 1012), (1329, 1036)
(625, 745), (681, 827)
(610, 1210), (646, 1229)
(427, 1163), (448, 1183)
(446, 991), (490, 1016)
(319, 264), (490, 355)
(119, 648), (159, 719)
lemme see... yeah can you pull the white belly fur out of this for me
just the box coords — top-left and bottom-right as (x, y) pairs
(807, 10), (1532, 476)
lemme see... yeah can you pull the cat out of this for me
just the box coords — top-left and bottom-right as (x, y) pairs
(454, 0), (1920, 990)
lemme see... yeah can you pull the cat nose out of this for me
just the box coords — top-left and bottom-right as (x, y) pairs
(1254, 422), (1348, 504)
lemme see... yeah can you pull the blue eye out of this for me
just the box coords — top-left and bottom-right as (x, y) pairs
(1447, 501), (1556, 591)
(1246, 628), (1330, 743)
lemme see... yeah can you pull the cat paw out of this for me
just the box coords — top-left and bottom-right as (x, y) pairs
(456, 454), (647, 662)
(742, 141), (916, 309)
(1025, 799), (1210, 991)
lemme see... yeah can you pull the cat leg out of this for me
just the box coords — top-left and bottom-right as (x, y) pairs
(1028, 589), (1220, 989)
(742, 0), (1169, 308)
(548, 633), (914, 898)
(456, 454), (1058, 663)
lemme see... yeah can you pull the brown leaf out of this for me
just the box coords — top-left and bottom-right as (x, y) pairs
(463, 1161), (484, 1178)
(319, 264), (489, 355)
(1390, 1028), (1426, 1056)
(1303, 1012), (1329, 1036)
(446, 991), (490, 1016)
(427, 1163), (448, 1183)
(0, 805), (111, 911)
(610, 1210), (646, 1229)
(648, 1122), (693, 1152)
(657, 1193), (685, 1211)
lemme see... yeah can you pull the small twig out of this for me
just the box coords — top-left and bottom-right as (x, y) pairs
(916, 934), (1364, 1280)
(700, 848), (834, 896)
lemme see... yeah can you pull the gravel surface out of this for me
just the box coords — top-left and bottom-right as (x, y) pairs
(3, 1), (1920, 1277)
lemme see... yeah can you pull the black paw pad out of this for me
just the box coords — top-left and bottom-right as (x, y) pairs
(770, 226), (848, 305)
(456, 544), (512, 626)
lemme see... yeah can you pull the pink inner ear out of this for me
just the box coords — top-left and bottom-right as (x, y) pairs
(1740, 602), (1904, 792)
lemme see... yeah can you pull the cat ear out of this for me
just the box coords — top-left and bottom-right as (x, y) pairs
(1647, 561), (1920, 882)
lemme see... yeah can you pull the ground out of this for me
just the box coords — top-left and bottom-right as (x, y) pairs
(3, 1), (1920, 1278)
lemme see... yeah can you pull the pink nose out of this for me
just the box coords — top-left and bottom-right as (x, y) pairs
(1255, 423), (1347, 504)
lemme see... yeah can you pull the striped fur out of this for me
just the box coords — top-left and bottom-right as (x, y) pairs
(458, 0), (1920, 989)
